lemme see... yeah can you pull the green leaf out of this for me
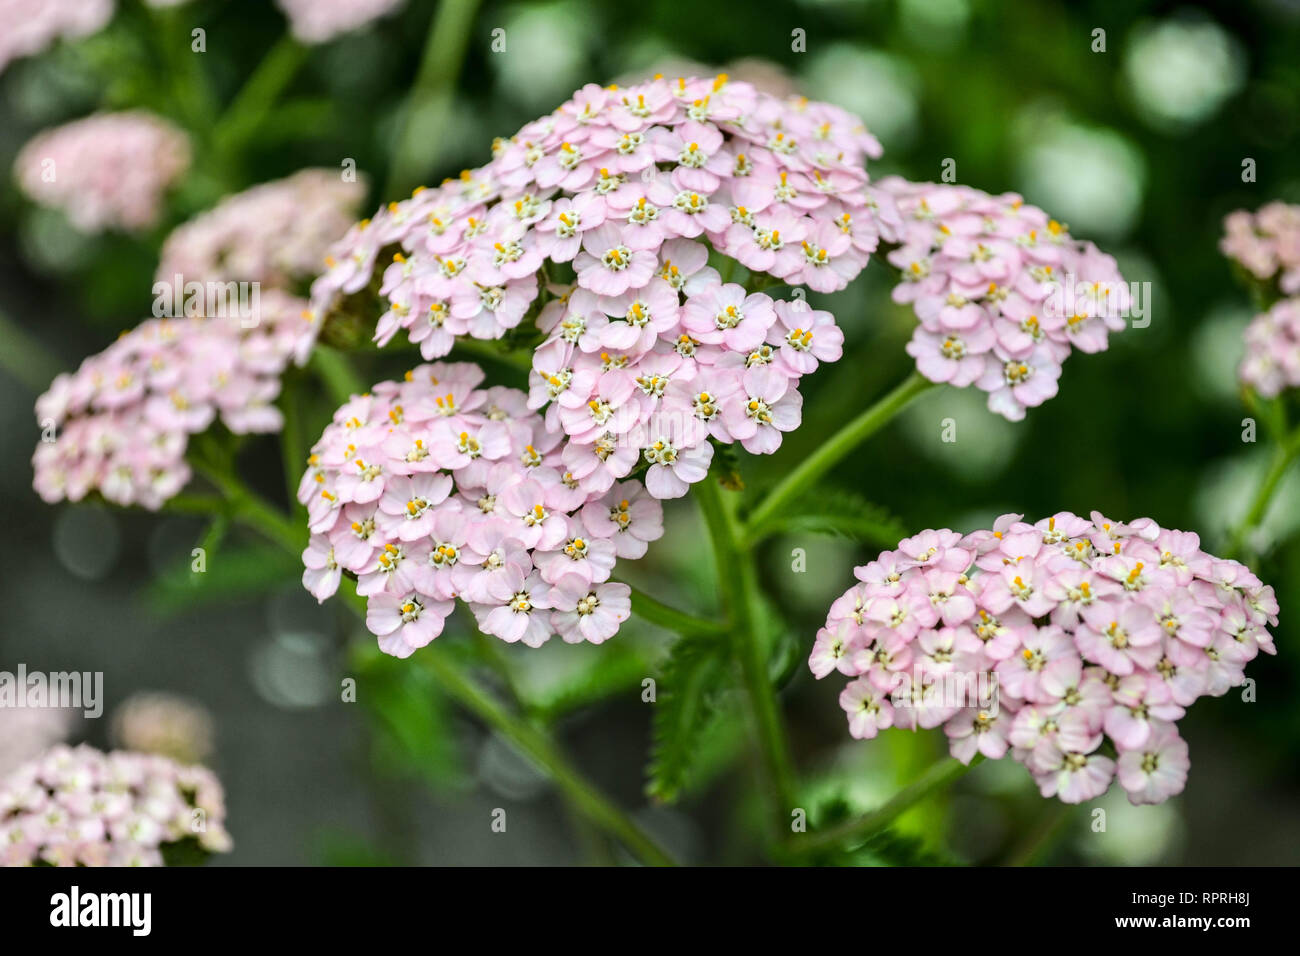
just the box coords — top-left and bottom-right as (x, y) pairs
(755, 485), (907, 547)
(645, 633), (736, 803)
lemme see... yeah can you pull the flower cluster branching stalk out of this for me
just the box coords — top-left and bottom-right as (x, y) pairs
(680, 371), (950, 846)
(622, 582), (726, 637)
(1226, 394), (1300, 560)
(694, 475), (799, 831)
(1227, 440), (1300, 559)
(744, 372), (937, 543)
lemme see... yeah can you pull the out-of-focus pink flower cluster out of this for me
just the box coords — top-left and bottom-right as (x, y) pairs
(811, 511), (1277, 805)
(1238, 298), (1300, 398)
(1223, 204), (1300, 397)
(0, 744), (231, 867)
(276, 0), (405, 44)
(878, 178), (1130, 421)
(33, 292), (314, 509)
(1221, 202), (1300, 296)
(298, 361), (664, 655)
(0, 0), (112, 74)
(309, 75), (888, 497)
(157, 168), (367, 290)
(14, 111), (190, 233)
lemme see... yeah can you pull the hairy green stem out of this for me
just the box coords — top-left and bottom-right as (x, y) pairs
(384, 0), (484, 198)
(744, 372), (936, 543)
(694, 475), (798, 832)
(794, 755), (983, 854)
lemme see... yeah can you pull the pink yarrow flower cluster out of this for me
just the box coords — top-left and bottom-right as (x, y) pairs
(0, 0), (113, 74)
(877, 177), (1129, 421)
(1238, 298), (1300, 398)
(0, 744), (231, 867)
(308, 74), (883, 498)
(1222, 204), (1300, 397)
(14, 111), (190, 233)
(156, 168), (367, 291)
(32, 291), (313, 509)
(1221, 202), (1300, 296)
(298, 361), (664, 655)
(811, 512), (1277, 805)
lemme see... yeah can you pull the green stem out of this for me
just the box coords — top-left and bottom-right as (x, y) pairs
(213, 35), (309, 158)
(744, 372), (936, 542)
(311, 347), (368, 406)
(280, 381), (307, 512)
(694, 475), (798, 832)
(1225, 434), (1300, 561)
(794, 755), (983, 854)
(192, 460), (302, 554)
(422, 648), (676, 866)
(151, 4), (218, 136)
(622, 581), (725, 637)
(162, 493), (229, 516)
(384, 0), (484, 198)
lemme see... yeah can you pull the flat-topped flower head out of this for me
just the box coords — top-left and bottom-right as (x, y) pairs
(306, 75), (885, 500)
(157, 168), (366, 292)
(878, 178), (1129, 421)
(1238, 298), (1300, 398)
(298, 361), (664, 654)
(15, 111), (190, 233)
(1221, 202), (1300, 296)
(814, 511), (1277, 805)
(33, 292), (313, 510)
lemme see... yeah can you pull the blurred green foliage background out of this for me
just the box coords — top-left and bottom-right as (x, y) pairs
(1, 0), (1298, 865)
